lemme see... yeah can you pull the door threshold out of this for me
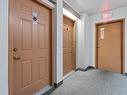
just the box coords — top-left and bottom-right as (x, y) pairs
(33, 85), (52, 95)
(63, 71), (75, 80)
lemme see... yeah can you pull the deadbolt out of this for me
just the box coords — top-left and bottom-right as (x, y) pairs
(13, 48), (18, 52)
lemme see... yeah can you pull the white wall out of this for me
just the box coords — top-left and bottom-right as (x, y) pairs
(76, 13), (90, 69)
(89, 7), (127, 72)
(0, 0), (9, 95)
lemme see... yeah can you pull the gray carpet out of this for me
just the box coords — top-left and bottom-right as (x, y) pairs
(50, 69), (127, 95)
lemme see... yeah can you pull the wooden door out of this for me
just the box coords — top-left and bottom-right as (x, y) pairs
(63, 16), (76, 76)
(10, 0), (52, 95)
(96, 21), (123, 73)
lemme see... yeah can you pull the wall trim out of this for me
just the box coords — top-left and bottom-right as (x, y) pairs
(63, 1), (80, 19)
(54, 80), (63, 88)
(42, 80), (63, 95)
(42, 87), (56, 95)
(36, 0), (55, 9)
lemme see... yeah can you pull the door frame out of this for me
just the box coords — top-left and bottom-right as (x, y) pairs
(9, 0), (55, 95)
(63, 15), (77, 77)
(95, 18), (125, 74)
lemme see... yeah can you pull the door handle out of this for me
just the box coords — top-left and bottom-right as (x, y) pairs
(13, 55), (22, 60)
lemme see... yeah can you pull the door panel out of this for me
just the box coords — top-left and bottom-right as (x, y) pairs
(21, 60), (32, 88)
(63, 16), (75, 76)
(97, 21), (122, 73)
(11, 0), (52, 95)
(21, 18), (32, 49)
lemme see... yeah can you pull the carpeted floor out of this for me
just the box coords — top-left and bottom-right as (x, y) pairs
(50, 69), (127, 95)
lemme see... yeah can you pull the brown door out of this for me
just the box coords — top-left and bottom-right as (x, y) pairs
(96, 21), (123, 73)
(10, 0), (52, 95)
(63, 16), (76, 76)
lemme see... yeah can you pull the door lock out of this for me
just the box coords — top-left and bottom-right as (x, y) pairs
(13, 48), (18, 52)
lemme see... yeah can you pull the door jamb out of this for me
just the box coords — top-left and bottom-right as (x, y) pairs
(9, 0), (55, 95)
(95, 18), (125, 74)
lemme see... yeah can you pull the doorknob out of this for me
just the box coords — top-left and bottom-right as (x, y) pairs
(13, 55), (22, 60)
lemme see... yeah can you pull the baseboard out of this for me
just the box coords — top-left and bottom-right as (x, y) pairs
(75, 68), (86, 72)
(76, 66), (95, 72)
(54, 80), (63, 88)
(42, 87), (55, 95)
(85, 66), (95, 71)
(42, 81), (63, 95)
